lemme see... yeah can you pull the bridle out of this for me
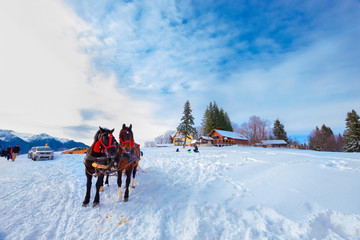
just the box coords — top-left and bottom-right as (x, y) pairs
(100, 133), (117, 153)
(94, 132), (117, 154)
(119, 129), (135, 152)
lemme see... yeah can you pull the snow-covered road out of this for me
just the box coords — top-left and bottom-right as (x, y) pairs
(1, 146), (360, 239)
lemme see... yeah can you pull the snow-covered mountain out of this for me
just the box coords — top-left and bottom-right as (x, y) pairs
(0, 129), (88, 153)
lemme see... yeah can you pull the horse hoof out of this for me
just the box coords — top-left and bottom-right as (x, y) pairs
(99, 186), (104, 192)
(82, 203), (88, 207)
(131, 179), (135, 188)
(93, 202), (99, 207)
(124, 198), (128, 202)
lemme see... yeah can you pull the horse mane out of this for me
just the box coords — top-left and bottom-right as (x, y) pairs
(93, 129), (101, 142)
(88, 129), (103, 156)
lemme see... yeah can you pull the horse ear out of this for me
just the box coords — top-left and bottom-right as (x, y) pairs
(129, 124), (132, 130)
(122, 124), (126, 129)
(111, 128), (115, 133)
(99, 126), (103, 133)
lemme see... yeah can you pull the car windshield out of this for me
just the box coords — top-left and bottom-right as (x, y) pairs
(37, 147), (52, 151)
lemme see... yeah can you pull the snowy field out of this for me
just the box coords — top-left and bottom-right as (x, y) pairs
(1, 146), (360, 240)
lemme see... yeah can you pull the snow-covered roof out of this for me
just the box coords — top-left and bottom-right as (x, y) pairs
(261, 140), (287, 145)
(199, 136), (213, 140)
(214, 130), (247, 140)
(156, 144), (173, 147)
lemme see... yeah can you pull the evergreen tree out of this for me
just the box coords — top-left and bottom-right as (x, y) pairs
(273, 119), (288, 142)
(178, 100), (197, 148)
(224, 112), (233, 131)
(343, 109), (360, 152)
(213, 101), (220, 129)
(201, 105), (214, 135)
(201, 101), (233, 134)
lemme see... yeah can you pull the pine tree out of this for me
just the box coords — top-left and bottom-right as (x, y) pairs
(201, 101), (233, 134)
(213, 101), (220, 129)
(273, 119), (288, 142)
(343, 109), (360, 152)
(201, 105), (213, 135)
(178, 100), (197, 148)
(224, 112), (233, 131)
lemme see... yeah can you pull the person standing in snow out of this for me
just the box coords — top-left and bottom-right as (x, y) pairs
(12, 144), (20, 161)
(6, 146), (12, 160)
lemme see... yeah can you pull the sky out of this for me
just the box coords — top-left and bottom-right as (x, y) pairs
(0, 0), (359, 145)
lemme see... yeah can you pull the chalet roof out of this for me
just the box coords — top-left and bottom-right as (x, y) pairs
(261, 140), (288, 145)
(199, 136), (213, 140)
(213, 129), (247, 140)
(173, 130), (193, 139)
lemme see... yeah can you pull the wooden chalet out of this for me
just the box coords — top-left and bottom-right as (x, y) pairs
(171, 130), (193, 147)
(197, 136), (214, 147)
(208, 129), (249, 146)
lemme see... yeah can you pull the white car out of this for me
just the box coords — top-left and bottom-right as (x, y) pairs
(28, 147), (37, 159)
(32, 146), (55, 161)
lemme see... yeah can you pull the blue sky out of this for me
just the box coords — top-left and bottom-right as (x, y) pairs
(0, 0), (359, 144)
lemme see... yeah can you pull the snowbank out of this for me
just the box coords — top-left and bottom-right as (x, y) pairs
(0, 146), (359, 239)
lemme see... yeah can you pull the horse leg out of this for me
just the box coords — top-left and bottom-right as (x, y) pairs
(93, 174), (104, 207)
(131, 164), (137, 188)
(117, 170), (123, 200)
(83, 172), (92, 206)
(124, 169), (132, 202)
(104, 173), (109, 186)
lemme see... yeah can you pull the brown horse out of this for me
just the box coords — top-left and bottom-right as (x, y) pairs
(82, 127), (118, 207)
(115, 124), (141, 202)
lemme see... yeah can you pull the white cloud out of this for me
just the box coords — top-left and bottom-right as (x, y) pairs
(0, 0), (169, 145)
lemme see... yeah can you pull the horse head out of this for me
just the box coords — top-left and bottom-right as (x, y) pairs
(119, 124), (135, 153)
(92, 127), (118, 159)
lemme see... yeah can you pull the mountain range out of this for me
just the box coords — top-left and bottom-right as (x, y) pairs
(0, 129), (89, 154)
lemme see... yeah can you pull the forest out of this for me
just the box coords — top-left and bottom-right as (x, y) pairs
(145, 101), (360, 152)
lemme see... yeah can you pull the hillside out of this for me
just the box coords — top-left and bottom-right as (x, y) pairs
(0, 129), (88, 153)
(0, 146), (360, 239)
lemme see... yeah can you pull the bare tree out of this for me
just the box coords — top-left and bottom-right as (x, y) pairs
(154, 130), (175, 144)
(238, 115), (270, 145)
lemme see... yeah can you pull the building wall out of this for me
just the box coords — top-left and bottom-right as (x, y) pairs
(209, 130), (249, 146)
(172, 131), (193, 146)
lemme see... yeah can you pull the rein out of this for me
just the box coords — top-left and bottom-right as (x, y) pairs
(106, 149), (138, 175)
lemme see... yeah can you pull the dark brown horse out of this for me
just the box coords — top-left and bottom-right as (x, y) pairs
(82, 127), (118, 207)
(115, 124), (141, 202)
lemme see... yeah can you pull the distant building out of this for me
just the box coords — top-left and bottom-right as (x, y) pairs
(172, 131), (193, 146)
(198, 136), (214, 146)
(260, 140), (288, 148)
(208, 129), (249, 146)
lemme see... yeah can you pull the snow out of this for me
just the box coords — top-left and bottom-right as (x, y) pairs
(261, 140), (288, 145)
(1, 146), (360, 239)
(214, 129), (248, 140)
(11, 131), (35, 142)
(1, 129), (71, 144)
